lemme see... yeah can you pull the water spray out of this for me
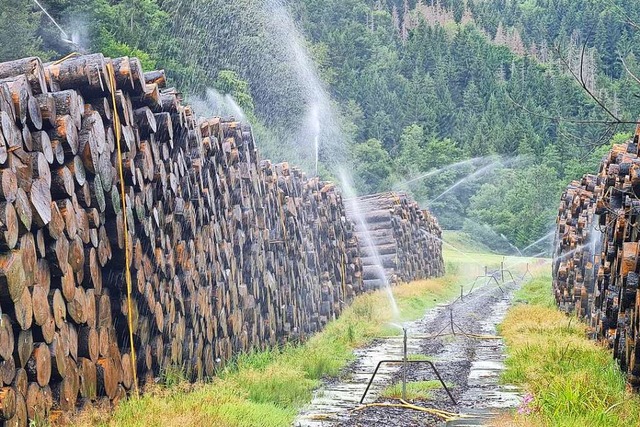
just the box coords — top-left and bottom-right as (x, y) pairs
(32, 0), (70, 41)
(31, 0), (87, 53)
(500, 234), (523, 257)
(520, 230), (555, 254)
(397, 157), (486, 188)
(428, 161), (502, 204)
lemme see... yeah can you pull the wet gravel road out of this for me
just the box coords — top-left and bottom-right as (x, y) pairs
(295, 278), (522, 427)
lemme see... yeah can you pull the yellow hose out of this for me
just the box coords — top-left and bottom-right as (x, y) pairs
(106, 60), (139, 396)
(53, 52), (139, 395)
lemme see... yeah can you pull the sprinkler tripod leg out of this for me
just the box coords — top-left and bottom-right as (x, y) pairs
(402, 328), (407, 401)
(450, 309), (455, 336)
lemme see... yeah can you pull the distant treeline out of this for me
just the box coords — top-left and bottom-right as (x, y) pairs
(5, 0), (640, 250)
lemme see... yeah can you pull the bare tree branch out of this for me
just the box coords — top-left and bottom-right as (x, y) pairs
(555, 120), (617, 152)
(553, 34), (622, 123)
(504, 90), (638, 125)
(607, 0), (640, 30)
(621, 55), (640, 86)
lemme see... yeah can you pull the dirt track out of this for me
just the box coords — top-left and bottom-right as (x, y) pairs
(295, 277), (523, 427)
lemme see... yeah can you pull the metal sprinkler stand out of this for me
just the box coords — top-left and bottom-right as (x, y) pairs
(468, 265), (504, 295)
(521, 263), (534, 280)
(402, 327), (407, 400)
(501, 260), (516, 284)
(360, 328), (456, 406)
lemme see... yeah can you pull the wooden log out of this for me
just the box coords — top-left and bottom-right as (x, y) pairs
(34, 93), (56, 128)
(56, 199), (77, 240)
(49, 289), (67, 328)
(90, 97), (113, 123)
(51, 138), (65, 165)
(0, 57), (47, 95)
(51, 376), (74, 411)
(39, 315), (55, 345)
(133, 107), (157, 137)
(66, 156), (86, 187)
(0, 356), (15, 385)
(78, 326), (99, 363)
(12, 368), (27, 397)
(13, 287), (33, 331)
(0, 387), (16, 420)
(59, 264), (76, 302)
(25, 382), (46, 422)
(96, 357), (117, 399)
(51, 90), (82, 130)
(15, 330), (32, 369)
(13, 188), (32, 235)
(144, 70), (166, 88)
(53, 165), (79, 200)
(1, 75), (31, 125)
(67, 285), (86, 324)
(48, 115), (78, 157)
(68, 323), (78, 362)
(31, 131), (54, 165)
(0, 314), (14, 360)
(88, 175), (106, 213)
(46, 201), (65, 241)
(49, 334), (67, 381)
(45, 53), (111, 96)
(0, 170), (18, 204)
(0, 202), (19, 250)
(78, 357), (97, 400)
(31, 284), (50, 326)
(0, 251), (25, 302)
(26, 343), (51, 387)
(112, 57), (134, 92)
(29, 178), (51, 228)
(5, 392), (26, 427)
(78, 111), (105, 175)
(128, 57), (146, 95)
(68, 235), (85, 274)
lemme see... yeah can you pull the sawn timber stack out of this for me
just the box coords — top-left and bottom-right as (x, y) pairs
(0, 53), (444, 424)
(344, 192), (444, 289)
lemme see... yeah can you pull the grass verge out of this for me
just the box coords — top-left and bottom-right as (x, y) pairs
(498, 265), (640, 427)
(74, 248), (483, 427)
(380, 380), (443, 400)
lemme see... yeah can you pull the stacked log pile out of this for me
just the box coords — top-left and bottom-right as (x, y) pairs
(553, 174), (601, 318)
(553, 124), (640, 386)
(344, 192), (444, 290)
(0, 53), (369, 424)
(590, 134), (640, 385)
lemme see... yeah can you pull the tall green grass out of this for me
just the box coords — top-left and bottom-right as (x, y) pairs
(499, 266), (640, 427)
(380, 380), (443, 400)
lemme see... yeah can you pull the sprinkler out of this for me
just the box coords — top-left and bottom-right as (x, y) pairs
(31, 0), (88, 53)
(360, 327), (456, 405)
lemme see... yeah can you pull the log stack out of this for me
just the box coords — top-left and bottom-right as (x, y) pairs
(553, 174), (601, 318)
(344, 192), (444, 290)
(0, 52), (443, 422)
(553, 123), (640, 387)
(0, 53), (370, 424)
(590, 133), (640, 385)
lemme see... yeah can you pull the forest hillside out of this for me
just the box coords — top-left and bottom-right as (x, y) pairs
(4, 0), (640, 251)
